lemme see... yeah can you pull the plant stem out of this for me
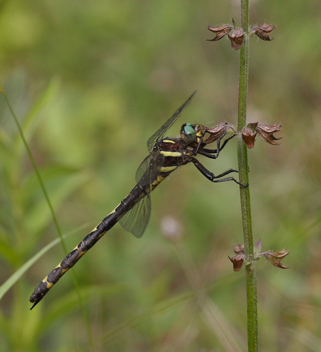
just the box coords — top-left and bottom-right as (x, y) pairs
(236, 1), (258, 351)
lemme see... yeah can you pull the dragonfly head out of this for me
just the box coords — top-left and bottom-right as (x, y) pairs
(180, 123), (206, 145)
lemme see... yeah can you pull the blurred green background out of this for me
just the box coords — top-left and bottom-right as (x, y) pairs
(1, 0), (321, 351)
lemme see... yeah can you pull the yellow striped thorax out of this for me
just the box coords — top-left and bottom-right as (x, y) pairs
(160, 150), (182, 157)
(162, 139), (175, 144)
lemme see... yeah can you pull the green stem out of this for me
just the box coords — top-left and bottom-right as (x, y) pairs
(236, 1), (258, 351)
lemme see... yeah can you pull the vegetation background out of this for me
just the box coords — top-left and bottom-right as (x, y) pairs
(1, 0), (320, 351)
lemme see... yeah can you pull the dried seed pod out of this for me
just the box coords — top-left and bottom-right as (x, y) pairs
(256, 123), (282, 145)
(264, 249), (290, 269)
(242, 122), (281, 148)
(250, 23), (275, 41)
(203, 122), (236, 144)
(229, 243), (245, 271)
(206, 24), (233, 41)
(228, 27), (245, 50)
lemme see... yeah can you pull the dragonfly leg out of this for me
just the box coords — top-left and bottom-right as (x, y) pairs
(198, 134), (236, 160)
(191, 157), (247, 186)
(193, 135), (204, 155)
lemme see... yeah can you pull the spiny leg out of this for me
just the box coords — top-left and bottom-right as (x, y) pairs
(198, 134), (236, 159)
(191, 157), (247, 186)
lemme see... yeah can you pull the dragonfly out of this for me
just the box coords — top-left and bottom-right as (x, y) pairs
(29, 91), (242, 309)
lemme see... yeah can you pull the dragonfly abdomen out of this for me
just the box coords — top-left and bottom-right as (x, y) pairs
(29, 185), (149, 308)
(29, 210), (119, 308)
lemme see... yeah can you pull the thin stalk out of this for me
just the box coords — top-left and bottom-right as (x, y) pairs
(236, 1), (258, 351)
(0, 87), (95, 350)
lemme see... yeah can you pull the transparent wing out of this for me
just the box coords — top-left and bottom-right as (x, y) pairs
(120, 92), (196, 237)
(119, 152), (164, 238)
(135, 154), (153, 185)
(147, 91), (196, 151)
(136, 151), (164, 188)
(119, 194), (151, 238)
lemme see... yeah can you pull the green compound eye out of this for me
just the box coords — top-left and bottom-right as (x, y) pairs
(183, 123), (196, 144)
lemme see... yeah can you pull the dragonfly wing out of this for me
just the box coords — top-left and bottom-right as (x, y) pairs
(123, 92), (196, 237)
(121, 151), (164, 238)
(147, 91), (196, 151)
(135, 154), (153, 185)
(136, 151), (164, 188)
(119, 194), (151, 238)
